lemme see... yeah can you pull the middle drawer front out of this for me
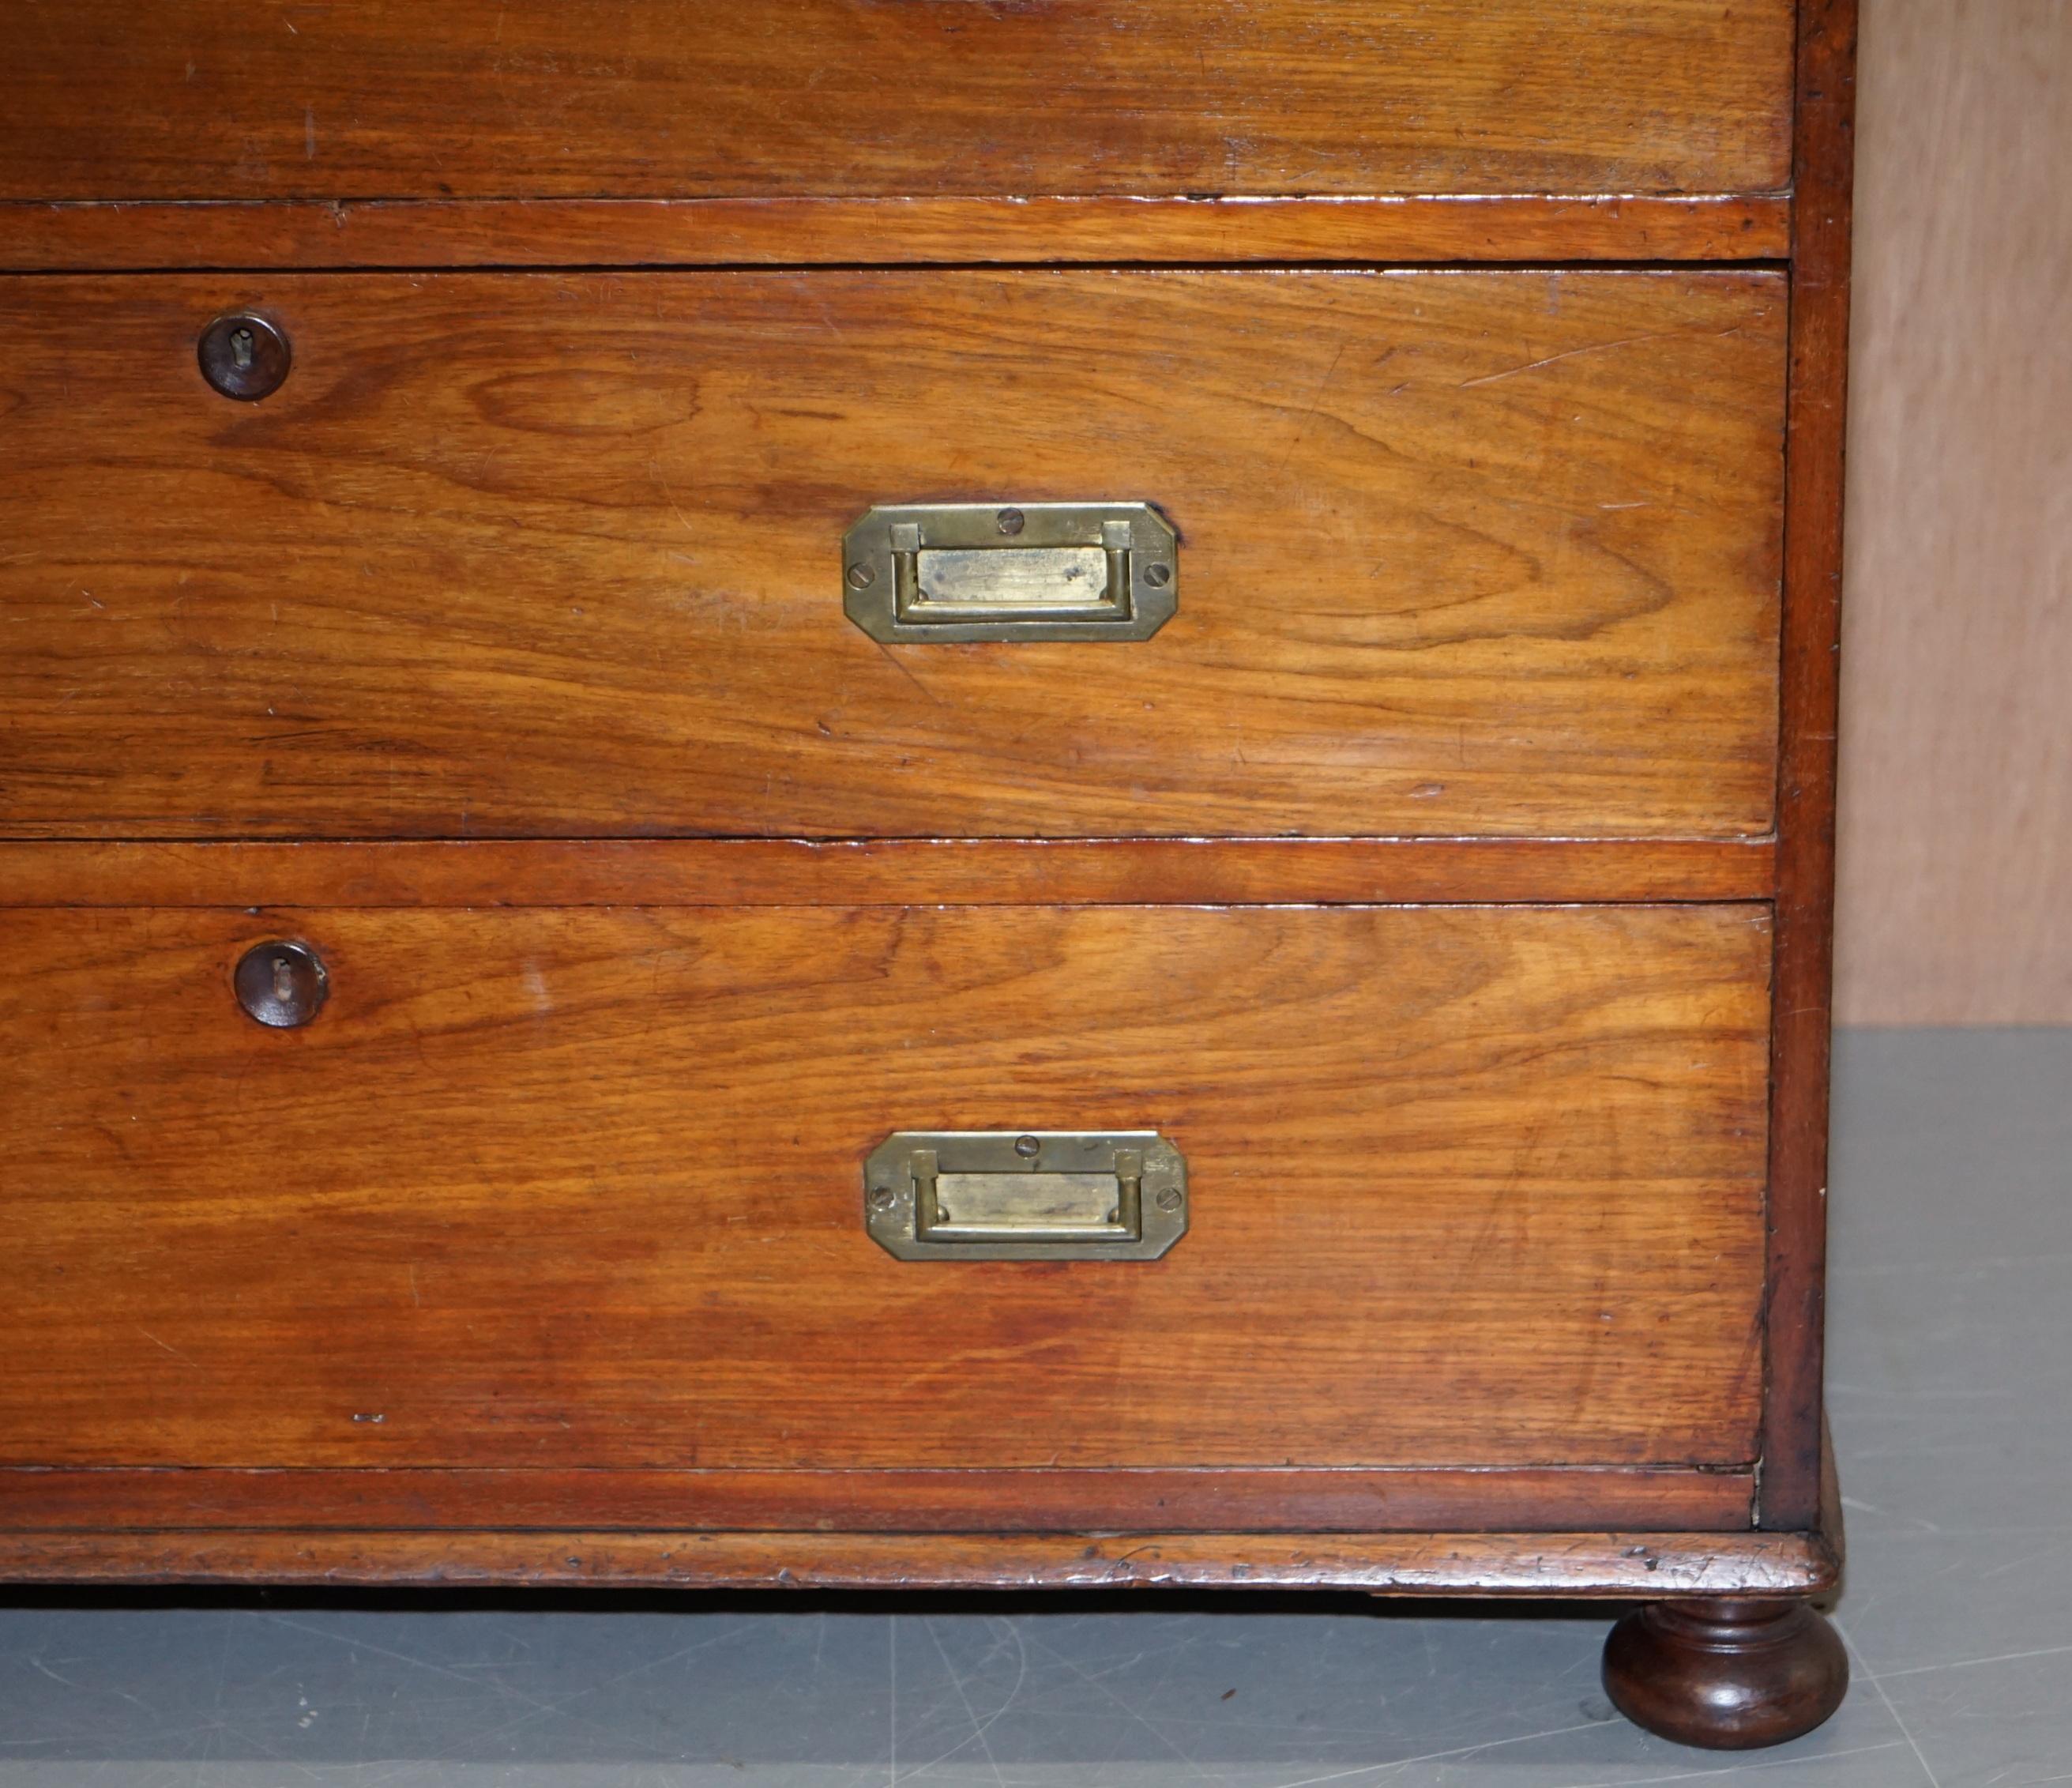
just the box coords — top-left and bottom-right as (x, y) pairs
(1, 902), (1770, 1474)
(2, 269), (1784, 841)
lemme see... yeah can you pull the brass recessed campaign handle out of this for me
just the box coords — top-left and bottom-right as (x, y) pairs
(912, 1145), (1144, 1243)
(842, 503), (1178, 643)
(863, 1131), (1187, 1261)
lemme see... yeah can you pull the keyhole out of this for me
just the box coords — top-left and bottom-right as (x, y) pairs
(231, 328), (254, 370)
(272, 957), (295, 1003)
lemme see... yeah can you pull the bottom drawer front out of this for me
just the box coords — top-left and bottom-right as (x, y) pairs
(0, 904), (1769, 1472)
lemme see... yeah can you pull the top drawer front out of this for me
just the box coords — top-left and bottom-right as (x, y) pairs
(1, 1), (1794, 202)
(0, 270), (1784, 842)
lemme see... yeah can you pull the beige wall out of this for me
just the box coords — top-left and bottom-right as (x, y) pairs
(1837, 0), (2072, 1023)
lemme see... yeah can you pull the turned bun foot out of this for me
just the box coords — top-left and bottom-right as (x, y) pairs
(1602, 1598), (1848, 1750)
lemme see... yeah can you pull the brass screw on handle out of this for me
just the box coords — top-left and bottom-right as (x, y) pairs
(235, 940), (328, 1028)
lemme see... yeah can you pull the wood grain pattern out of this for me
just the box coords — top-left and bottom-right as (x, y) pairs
(0, 839), (1780, 910)
(0, 195), (1795, 272)
(1760, 0), (1856, 1534)
(0, 1466), (1754, 1535)
(1835, 0), (2072, 1023)
(0, 1529), (1839, 1596)
(0, 1), (1794, 202)
(0, 270), (1787, 841)
(0, 904), (1772, 1474)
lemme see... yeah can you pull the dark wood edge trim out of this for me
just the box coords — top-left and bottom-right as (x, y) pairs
(1818, 1417), (1847, 1583)
(0, 1466), (1756, 1536)
(0, 1528), (1839, 1594)
(0, 839), (1778, 909)
(0, 194), (1792, 272)
(1760, 0), (1856, 1530)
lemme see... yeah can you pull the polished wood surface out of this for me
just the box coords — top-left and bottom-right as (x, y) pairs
(0, 1), (1793, 202)
(0, 194), (1794, 271)
(0, 904), (1770, 1474)
(0, 1529), (1840, 1596)
(0, 0), (1856, 1625)
(1760, 0), (1856, 1534)
(0, 1466), (1754, 1536)
(0, 839), (1779, 910)
(0, 270), (1787, 841)
(1603, 1599), (1849, 1750)
(1837, 0), (2072, 1024)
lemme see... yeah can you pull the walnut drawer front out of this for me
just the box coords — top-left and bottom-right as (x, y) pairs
(0, 1), (1793, 203)
(0, 902), (1769, 1508)
(0, 270), (1784, 841)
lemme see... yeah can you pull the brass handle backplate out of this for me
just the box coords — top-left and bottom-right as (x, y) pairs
(863, 1131), (1187, 1261)
(842, 503), (1178, 642)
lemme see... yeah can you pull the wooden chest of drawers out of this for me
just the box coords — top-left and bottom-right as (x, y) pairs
(0, 0), (1856, 1752)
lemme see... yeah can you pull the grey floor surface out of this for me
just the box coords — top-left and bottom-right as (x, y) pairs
(2, 1029), (2066, 1786)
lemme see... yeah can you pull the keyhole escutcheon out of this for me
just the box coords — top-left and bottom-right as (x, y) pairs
(235, 940), (328, 1028)
(198, 312), (291, 401)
